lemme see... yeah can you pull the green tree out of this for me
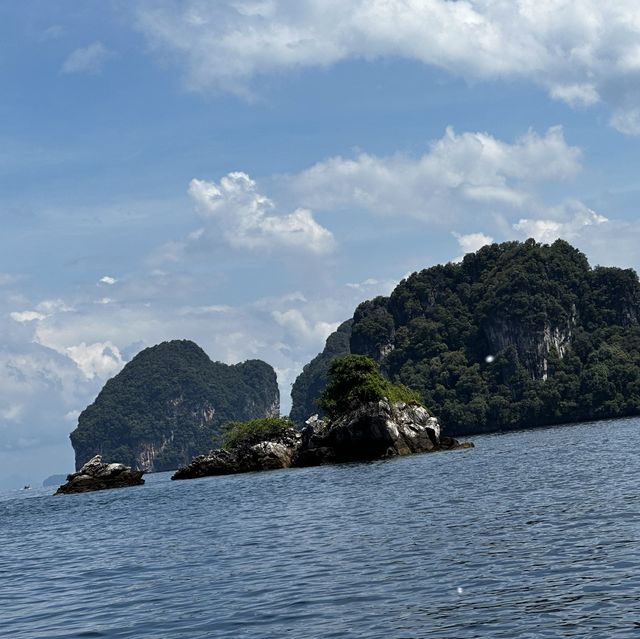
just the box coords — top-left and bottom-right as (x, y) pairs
(319, 354), (422, 418)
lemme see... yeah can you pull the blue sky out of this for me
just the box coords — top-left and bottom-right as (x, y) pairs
(2, 1), (640, 487)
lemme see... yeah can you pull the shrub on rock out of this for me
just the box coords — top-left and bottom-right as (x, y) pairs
(319, 354), (422, 418)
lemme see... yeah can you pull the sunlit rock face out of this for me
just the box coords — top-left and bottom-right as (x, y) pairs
(70, 340), (280, 473)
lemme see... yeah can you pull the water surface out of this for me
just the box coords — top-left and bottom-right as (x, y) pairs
(2, 418), (639, 638)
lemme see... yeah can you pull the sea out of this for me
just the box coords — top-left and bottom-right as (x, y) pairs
(2, 417), (639, 638)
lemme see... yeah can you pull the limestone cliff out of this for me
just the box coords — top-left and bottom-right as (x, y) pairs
(70, 340), (279, 472)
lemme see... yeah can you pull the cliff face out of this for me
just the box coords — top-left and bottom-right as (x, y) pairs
(483, 315), (574, 381)
(70, 340), (279, 472)
(291, 239), (640, 435)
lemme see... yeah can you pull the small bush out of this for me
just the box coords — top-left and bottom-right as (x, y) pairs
(319, 354), (422, 418)
(222, 417), (294, 450)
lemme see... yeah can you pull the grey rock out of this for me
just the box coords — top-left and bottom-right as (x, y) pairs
(171, 429), (302, 479)
(55, 455), (144, 495)
(172, 401), (472, 480)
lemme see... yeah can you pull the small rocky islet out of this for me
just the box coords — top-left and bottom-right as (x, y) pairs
(171, 399), (473, 481)
(55, 455), (144, 495)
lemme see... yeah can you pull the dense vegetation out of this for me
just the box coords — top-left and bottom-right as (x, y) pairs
(290, 320), (352, 424)
(71, 340), (279, 471)
(292, 239), (640, 436)
(319, 354), (422, 418)
(222, 417), (295, 450)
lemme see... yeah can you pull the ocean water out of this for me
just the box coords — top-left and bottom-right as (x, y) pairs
(2, 418), (639, 639)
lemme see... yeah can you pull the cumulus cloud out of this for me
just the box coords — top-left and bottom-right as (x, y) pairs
(189, 171), (334, 254)
(99, 276), (117, 285)
(10, 311), (47, 323)
(9, 299), (73, 324)
(0, 340), (100, 454)
(65, 341), (125, 379)
(288, 126), (580, 219)
(272, 309), (339, 344)
(513, 203), (609, 243)
(452, 232), (494, 262)
(61, 41), (112, 74)
(136, 1), (640, 133)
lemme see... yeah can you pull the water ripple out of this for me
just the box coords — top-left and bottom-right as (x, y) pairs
(2, 417), (640, 637)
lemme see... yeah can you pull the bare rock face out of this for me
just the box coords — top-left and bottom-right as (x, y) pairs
(172, 401), (472, 480)
(55, 455), (145, 495)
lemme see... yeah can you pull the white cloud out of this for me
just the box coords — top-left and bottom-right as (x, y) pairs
(10, 299), (73, 323)
(99, 276), (117, 285)
(272, 308), (339, 345)
(452, 232), (494, 262)
(135, 1), (640, 133)
(513, 203), (608, 243)
(10, 311), (47, 323)
(288, 126), (580, 219)
(345, 278), (398, 296)
(36, 299), (73, 313)
(189, 171), (335, 254)
(0, 339), (100, 454)
(65, 341), (125, 379)
(61, 42), (111, 75)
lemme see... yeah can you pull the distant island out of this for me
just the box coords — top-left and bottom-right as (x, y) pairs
(70, 340), (279, 472)
(292, 239), (640, 436)
(42, 474), (68, 488)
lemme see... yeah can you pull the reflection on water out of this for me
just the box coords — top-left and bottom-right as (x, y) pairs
(2, 417), (639, 638)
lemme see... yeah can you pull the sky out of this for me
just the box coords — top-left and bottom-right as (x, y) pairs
(3, 0), (640, 488)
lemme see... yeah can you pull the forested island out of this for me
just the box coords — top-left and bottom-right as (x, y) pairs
(70, 340), (279, 472)
(292, 239), (640, 436)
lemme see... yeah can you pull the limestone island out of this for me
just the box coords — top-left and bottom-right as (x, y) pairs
(172, 355), (473, 480)
(55, 455), (145, 495)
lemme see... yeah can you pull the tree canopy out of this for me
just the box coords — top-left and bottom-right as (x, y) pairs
(319, 354), (422, 419)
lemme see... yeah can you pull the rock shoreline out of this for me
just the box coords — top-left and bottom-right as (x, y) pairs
(172, 400), (473, 480)
(55, 455), (145, 495)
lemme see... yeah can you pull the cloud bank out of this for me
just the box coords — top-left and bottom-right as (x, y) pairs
(288, 126), (581, 219)
(137, 1), (640, 133)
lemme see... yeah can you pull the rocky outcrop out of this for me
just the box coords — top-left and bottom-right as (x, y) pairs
(297, 400), (443, 465)
(55, 455), (144, 495)
(172, 400), (472, 480)
(171, 429), (302, 479)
